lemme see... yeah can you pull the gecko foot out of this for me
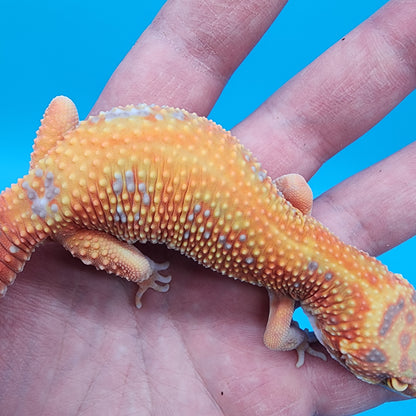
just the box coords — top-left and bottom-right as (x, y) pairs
(263, 292), (327, 368)
(295, 328), (327, 368)
(135, 260), (171, 309)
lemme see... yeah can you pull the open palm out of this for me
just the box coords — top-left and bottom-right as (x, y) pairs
(1, 0), (416, 415)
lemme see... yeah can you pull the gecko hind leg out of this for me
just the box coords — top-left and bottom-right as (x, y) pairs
(273, 173), (313, 215)
(56, 229), (171, 308)
(263, 290), (327, 367)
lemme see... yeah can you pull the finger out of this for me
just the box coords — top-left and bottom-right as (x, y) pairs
(234, 0), (416, 178)
(91, 0), (288, 115)
(313, 141), (416, 256)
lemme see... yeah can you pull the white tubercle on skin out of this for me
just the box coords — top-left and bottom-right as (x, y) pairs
(22, 172), (60, 218)
(86, 103), (196, 125)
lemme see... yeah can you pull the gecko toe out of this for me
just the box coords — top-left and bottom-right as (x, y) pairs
(156, 274), (172, 284)
(134, 261), (171, 308)
(295, 339), (327, 368)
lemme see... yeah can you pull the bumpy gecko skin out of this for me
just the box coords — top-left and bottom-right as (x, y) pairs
(1, 96), (416, 397)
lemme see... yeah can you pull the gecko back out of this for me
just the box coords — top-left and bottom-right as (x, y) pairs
(1, 96), (416, 398)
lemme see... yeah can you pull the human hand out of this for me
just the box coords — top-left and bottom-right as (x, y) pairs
(1, 0), (416, 415)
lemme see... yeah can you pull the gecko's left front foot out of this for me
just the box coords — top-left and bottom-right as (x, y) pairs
(264, 290), (327, 367)
(292, 325), (327, 367)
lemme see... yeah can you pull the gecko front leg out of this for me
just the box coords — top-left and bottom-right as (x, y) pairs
(56, 229), (171, 308)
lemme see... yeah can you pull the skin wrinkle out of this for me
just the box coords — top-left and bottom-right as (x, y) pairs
(137, 340), (153, 414)
(142, 342), (155, 416)
(361, 21), (416, 100)
(313, 141), (416, 255)
(312, 367), (396, 416)
(235, 1), (416, 180)
(92, 0), (286, 115)
(86, 333), (126, 400)
(137, 303), (221, 414)
(115, 360), (133, 410)
(119, 321), (153, 414)
(313, 7), (416, 155)
(315, 189), (376, 254)
(192, 360), (224, 414)
(301, 31), (406, 164)
(297, 355), (339, 415)
(166, 303), (225, 413)
(232, 89), (320, 178)
(151, 0), (284, 80)
(75, 362), (100, 415)
(370, 0), (416, 75)
(91, 32), (219, 114)
(150, 10), (228, 83)
(48, 319), (72, 396)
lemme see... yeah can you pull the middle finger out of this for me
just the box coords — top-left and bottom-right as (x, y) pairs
(234, 0), (416, 179)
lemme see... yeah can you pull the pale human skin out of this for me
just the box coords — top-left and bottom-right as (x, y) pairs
(1, 0), (416, 414)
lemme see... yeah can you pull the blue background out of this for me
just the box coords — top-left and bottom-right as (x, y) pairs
(1, 0), (415, 414)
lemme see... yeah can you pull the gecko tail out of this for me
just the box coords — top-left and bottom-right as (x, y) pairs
(0, 268), (16, 297)
(0, 249), (24, 297)
(0, 96), (65, 297)
(0, 188), (42, 297)
(0, 228), (34, 297)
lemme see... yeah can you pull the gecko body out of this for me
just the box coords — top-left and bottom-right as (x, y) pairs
(1, 96), (415, 397)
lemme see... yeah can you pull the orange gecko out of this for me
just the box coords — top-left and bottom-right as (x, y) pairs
(1, 96), (415, 397)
